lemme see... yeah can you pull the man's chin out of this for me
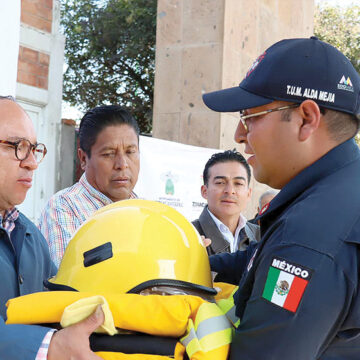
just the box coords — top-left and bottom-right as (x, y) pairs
(109, 189), (132, 202)
(14, 192), (28, 205)
(7, 196), (27, 210)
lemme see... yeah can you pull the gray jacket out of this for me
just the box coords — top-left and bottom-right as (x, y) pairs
(192, 206), (260, 255)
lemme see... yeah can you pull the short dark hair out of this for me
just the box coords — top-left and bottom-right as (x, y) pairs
(203, 150), (251, 185)
(79, 105), (140, 157)
(322, 109), (359, 142)
(281, 104), (359, 141)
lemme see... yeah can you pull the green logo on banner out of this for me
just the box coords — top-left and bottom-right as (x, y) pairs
(165, 178), (175, 195)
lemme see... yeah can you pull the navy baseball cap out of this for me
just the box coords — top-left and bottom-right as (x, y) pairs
(203, 36), (360, 119)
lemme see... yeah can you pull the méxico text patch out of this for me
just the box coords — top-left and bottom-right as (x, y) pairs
(262, 257), (313, 313)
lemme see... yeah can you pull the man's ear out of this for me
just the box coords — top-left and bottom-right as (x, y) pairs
(298, 100), (322, 142)
(247, 186), (252, 199)
(201, 185), (208, 200)
(78, 148), (88, 171)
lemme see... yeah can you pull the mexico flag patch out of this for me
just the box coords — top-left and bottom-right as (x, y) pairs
(262, 257), (313, 313)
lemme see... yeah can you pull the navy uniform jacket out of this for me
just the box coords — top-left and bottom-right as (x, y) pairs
(0, 213), (57, 359)
(210, 139), (360, 359)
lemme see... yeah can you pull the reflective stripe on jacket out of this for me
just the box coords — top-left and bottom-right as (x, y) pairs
(215, 283), (240, 328)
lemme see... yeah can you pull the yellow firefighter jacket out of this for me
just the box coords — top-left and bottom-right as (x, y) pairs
(6, 286), (237, 360)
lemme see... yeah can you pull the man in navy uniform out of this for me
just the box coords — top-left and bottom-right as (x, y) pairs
(203, 37), (360, 359)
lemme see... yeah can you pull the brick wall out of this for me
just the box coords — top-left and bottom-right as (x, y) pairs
(21, 0), (53, 33)
(17, 46), (50, 89)
(18, 0), (53, 90)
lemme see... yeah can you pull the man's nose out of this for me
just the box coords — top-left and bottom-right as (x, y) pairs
(114, 153), (128, 169)
(224, 182), (235, 194)
(20, 150), (38, 170)
(234, 120), (247, 144)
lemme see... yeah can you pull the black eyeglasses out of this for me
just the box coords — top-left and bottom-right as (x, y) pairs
(0, 139), (47, 164)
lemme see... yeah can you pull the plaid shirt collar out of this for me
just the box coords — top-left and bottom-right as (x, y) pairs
(0, 207), (19, 235)
(80, 173), (137, 203)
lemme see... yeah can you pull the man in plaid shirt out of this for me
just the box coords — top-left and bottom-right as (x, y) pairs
(38, 105), (140, 267)
(0, 96), (104, 359)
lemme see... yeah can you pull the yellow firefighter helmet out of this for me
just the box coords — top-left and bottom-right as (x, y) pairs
(45, 199), (215, 297)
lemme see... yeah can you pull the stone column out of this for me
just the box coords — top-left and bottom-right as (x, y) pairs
(153, 0), (314, 216)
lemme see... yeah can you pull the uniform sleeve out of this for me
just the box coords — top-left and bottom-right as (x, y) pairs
(0, 317), (52, 360)
(210, 243), (258, 284)
(230, 244), (351, 359)
(38, 197), (80, 268)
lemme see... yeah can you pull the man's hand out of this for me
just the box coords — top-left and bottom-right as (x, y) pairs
(47, 305), (104, 360)
(201, 235), (212, 248)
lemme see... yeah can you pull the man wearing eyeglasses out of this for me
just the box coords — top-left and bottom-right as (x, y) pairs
(0, 97), (105, 360)
(203, 37), (360, 359)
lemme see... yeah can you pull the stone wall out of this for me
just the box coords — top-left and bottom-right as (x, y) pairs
(153, 0), (314, 217)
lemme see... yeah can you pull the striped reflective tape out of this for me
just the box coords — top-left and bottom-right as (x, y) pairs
(224, 305), (240, 328)
(180, 303), (232, 358)
(181, 322), (196, 348)
(181, 314), (231, 346)
(216, 287), (240, 328)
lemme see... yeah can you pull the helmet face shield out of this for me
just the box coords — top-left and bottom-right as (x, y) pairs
(139, 285), (216, 302)
(46, 200), (215, 297)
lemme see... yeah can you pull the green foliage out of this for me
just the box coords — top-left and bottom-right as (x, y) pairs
(314, 3), (360, 74)
(61, 0), (157, 133)
(314, 3), (360, 144)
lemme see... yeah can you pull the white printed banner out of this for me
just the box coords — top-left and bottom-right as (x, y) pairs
(134, 136), (220, 221)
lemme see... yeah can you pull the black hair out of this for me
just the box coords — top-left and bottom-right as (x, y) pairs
(79, 105), (140, 157)
(322, 109), (359, 141)
(280, 103), (359, 141)
(203, 149), (251, 185)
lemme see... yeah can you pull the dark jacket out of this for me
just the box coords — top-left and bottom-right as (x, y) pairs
(210, 139), (360, 359)
(0, 212), (57, 359)
(192, 205), (260, 255)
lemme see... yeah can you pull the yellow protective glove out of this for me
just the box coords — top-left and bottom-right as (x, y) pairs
(61, 295), (118, 335)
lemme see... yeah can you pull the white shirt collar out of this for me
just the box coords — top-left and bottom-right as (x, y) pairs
(207, 207), (247, 252)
